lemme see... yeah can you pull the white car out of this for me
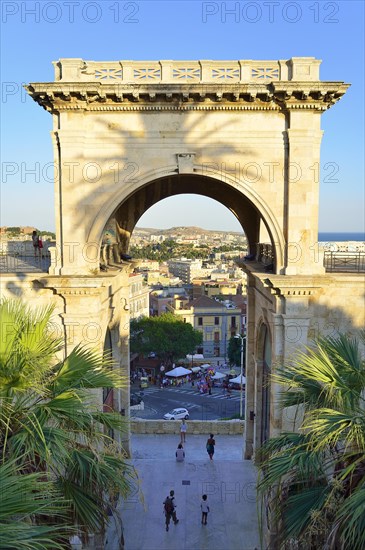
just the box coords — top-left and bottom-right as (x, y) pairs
(163, 408), (189, 420)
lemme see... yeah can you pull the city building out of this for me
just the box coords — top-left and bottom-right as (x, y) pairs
(167, 295), (242, 359)
(129, 273), (150, 319)
(167, 258), (204, 284)
(150, 287), (189, 316)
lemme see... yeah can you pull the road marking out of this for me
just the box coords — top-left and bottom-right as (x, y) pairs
(140, 387), (243, 402)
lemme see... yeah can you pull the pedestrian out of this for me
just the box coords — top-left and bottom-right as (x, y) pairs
(180, 419), (187, 444)
(32, 230), (41, 259)
(201, 494), (210, 525)
(163, 490), (179, 531)
(176, 443), (185, 462)
(206, 433), (215, 460)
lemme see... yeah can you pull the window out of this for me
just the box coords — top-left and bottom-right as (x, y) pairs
(231, 316), (236, 327)
(198, 317), (203, 326)
(214, 331), (220, 342)
(214, 317), (219, 325)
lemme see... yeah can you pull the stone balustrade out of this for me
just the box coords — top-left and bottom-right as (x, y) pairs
(53, 57), (321, 83)
(130, 419), (244, 435)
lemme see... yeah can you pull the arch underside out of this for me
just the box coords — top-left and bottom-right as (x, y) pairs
(111, 173), (270, 266)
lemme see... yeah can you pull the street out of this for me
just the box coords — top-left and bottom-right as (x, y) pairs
(131, 383), (245, 421)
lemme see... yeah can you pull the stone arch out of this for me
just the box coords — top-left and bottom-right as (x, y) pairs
(26, 57), (350, 463)
(88, 167), (286, 274)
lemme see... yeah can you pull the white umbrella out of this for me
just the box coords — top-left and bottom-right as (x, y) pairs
(229, 374), (246, 385)
(212, 372), (226, 380)
(165, 366), (191, 377)
(191, 366), (201, 373)
(200, 364), (212, 370)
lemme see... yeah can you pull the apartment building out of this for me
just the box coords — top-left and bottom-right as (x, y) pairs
(129, 272), (150, 319)
(150, 287), (189, 316)
(167, 258), (204, 284)
(167, 295), (243, 359)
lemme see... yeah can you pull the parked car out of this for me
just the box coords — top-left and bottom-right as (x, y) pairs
(163, 408), (189, 420)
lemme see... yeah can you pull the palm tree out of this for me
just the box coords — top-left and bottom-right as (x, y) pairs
(0, 299), (136, 547)
(257, 334), (365, 549)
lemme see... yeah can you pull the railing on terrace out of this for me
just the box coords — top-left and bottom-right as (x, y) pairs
(0, 252), (50, 273)
(324, 251), (365, 273)
(250, 243), (365, 274)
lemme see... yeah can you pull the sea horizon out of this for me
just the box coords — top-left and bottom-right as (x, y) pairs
(318, 232), (365, 242)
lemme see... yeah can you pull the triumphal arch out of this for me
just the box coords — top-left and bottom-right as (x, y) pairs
(25, 58), (362, 458)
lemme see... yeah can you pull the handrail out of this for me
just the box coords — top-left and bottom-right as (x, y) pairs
(324, 251), (365, 273)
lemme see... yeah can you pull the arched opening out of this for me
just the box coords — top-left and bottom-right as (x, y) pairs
(94, 172), (285, 274)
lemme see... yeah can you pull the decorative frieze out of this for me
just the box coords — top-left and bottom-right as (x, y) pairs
(26, 81), (349, 114)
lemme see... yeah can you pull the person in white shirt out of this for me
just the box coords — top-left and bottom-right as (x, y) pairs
(201, 494), (210, 525)
(180, 419), (187, 443)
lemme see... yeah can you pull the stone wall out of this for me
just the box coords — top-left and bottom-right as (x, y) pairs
(130, 419), (244, 435)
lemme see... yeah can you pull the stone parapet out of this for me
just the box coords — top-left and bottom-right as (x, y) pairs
(52, 58), (322, 83)
(130, 419), (244, 435)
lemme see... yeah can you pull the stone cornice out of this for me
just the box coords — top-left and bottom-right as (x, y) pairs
(26, 81), (349, 114)
(261, 276), (322, 297)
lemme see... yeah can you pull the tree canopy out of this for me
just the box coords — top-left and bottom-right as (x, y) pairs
(227, 335), (246, 368)
(129, 238), (242, 262)
(130, 312), (203, 366)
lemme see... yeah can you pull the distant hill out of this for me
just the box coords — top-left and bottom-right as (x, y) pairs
(134, 226), (245, 237)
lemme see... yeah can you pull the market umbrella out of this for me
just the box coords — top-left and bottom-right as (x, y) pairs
(191, 366), (201, 373)
(165, 366), (191, 377)
(212, 372), (226, 380)
(229, 374), (246, 385)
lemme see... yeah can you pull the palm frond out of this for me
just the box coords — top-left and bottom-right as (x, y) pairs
(0, 459), (71, 549)
(52, 346), (125, 393)
(283, 485), (330, 540)
(335, 483), (365, 550)
(0, 299), (62, 394)
(304, 408), (365, 451)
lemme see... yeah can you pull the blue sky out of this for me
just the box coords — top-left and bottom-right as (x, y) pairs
(1, 0), (364, 232)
